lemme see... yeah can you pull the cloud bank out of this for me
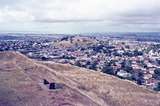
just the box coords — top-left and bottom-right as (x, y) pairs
(0, 0), (160, 33)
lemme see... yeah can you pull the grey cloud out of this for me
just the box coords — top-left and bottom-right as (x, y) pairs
(35, 19), (106, 23)
(0, 0), (160, 33)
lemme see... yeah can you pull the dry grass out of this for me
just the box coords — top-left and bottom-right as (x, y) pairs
(0, 51), (160, 106)
(42, 61), (160, 106)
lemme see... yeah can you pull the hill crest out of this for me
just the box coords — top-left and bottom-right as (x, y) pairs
(0, 51), (160, 106)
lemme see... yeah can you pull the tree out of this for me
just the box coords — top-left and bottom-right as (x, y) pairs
(132, 71), (144, 85)
(102, 63), (114, 75)
(153, 68), (160, 80)
(88, 61), (97, 70)
(121, 60), (133, 73)
(154, 68), (160, 75)
(41, 56), (48, 61)
(154, 82), (160, 91)
(75, 60), (81, 67)
(136, 77), (145, 85)
(156, 59), (160, 65)
(134, 50), (143, 56)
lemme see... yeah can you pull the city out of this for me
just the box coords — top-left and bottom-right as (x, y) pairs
(0, 33), (160, 91)
(1, 0), (160, 105)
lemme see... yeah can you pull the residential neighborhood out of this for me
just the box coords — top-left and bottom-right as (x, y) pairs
(0, 34), (160, 91)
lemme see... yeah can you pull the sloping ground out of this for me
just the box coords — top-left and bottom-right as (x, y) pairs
(0, 51), (160, 106)
(41, 62), (160, 106)
(0, 51), (98, 106)
(53, 36), (97, 48)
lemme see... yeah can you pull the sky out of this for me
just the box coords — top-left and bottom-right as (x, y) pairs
(0, 0), (160, 34)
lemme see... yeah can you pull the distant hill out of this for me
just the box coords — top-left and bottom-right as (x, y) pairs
(0, 35), (21, 40)
(53, 36), (97, 48)
(0, 51), (160, 106)
(83, 32), (160, 42)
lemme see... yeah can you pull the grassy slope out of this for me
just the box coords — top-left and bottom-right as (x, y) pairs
(0, 51), (160, 106)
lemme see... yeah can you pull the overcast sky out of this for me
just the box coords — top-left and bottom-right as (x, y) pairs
(0, 0), (160, 33)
